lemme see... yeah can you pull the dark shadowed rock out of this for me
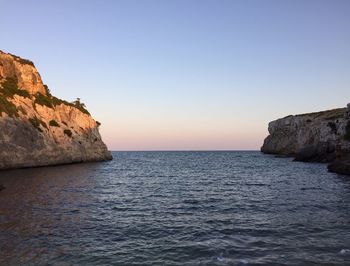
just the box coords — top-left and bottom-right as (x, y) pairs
(294, 142), (336, 163)
(328, 158), (350, 175)
(328, 148), (350, 175)
(261, 106), (350, 175)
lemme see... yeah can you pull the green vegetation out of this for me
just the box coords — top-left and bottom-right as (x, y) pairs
(34, 92), (53, 108)
(64, 129), (73, 137)
(43, 84), (50, 95)
(0, 75), (90, 118)
(297, 108), (346, 120)
(49, 119), (60, 127)
(327, 122), (337, 134)
(317, 108), (345, 120)
(0, 97), (18, 117)
(29, 117), (47, 132)
(72, 98), (90, 115)
(345, 121), (350, 141)
(0, 77), (30, 99)
(325, 112), (345, 120)
(33, 92), (69, 109)
(0, 77), (27, 117)
(29, 117), (42, 132)
(8, 53), (35, 67)
(33, 92), (90, 115)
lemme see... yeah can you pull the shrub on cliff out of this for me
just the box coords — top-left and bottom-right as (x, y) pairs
(0, 77), (30, 98)
(49, 120), (60, 127)
(33, 91), (90, 115)
(8, 53), (35, 67)
(0, 97), (18, 117)
(29, 117), (47, 132)
(34, 92), (54, 108)
(0, 77), (29, 116)
(327, 122), (337, 134)
(64, 129), (73, 137)
(72, 98), (90, 115)
(43, 85), (51, 95)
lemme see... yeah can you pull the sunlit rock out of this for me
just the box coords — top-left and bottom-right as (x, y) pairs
(0, 50), (112, 169)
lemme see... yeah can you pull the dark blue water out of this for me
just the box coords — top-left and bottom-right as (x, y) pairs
(1, 151), (350, 265)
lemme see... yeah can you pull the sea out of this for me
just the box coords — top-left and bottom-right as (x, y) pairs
(1, 151), (350, 265)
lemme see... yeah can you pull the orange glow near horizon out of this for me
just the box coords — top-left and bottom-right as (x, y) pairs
(99, 115), (268, 151)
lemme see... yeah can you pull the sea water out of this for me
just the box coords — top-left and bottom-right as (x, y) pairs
(1, 151), (350, 265)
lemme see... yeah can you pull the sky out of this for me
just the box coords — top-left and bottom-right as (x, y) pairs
(1, 0), (350, 150)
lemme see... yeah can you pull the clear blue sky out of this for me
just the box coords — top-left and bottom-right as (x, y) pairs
(2, 0), (350, 150)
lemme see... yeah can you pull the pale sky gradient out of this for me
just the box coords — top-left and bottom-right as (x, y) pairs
(2, 0), (350, 150)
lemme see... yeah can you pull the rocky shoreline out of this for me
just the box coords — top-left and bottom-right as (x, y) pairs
(0, 51), (112, 169)
(261, 104), (350, 175)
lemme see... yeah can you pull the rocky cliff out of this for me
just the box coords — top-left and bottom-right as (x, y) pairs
(0, 50), (112, 169)
(261, 105), (350, 175)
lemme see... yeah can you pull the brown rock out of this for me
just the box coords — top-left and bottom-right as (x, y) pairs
(0, 51), (112, 169)
(0, 51), (46, 95)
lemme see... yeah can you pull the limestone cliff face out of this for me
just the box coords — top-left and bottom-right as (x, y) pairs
(0, 51), (46, 95)
(0, 50), (112, 169)
(261, 106), (350, 175)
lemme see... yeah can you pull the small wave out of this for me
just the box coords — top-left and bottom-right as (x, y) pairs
(217, 255), (225, 262)
(183, 199), (200, 204)
(245, 183), (270, 187)
(238, 259), (249, 265)
(340, 249), (350, 255)
(300, 187), (321, 191)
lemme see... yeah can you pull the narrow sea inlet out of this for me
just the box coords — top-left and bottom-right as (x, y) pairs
(1, 151), (350, 265)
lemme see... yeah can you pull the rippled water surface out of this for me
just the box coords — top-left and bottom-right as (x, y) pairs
(1, 151), (350, 265)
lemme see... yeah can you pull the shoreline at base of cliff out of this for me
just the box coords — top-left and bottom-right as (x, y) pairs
(0, 155), (113, 171)
(261, 104), (350, 176)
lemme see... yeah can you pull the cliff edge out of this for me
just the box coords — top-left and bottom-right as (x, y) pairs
(0, 50), (112, 169)
(261, 105), (350, 175)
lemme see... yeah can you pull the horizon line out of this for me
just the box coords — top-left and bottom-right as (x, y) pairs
(109, 149), (261, 152)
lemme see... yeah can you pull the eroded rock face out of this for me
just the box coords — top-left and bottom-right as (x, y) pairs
(0, 51), (46, 95)
(261, 107), (350, 175)
(0, 51), (112, 169)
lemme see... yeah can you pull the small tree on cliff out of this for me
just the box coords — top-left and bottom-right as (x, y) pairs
(71, 98), (90, 115)
(73, 98), (86, 108)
